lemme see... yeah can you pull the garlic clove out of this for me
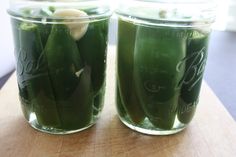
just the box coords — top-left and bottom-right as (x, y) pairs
(52, 9), (89, 40)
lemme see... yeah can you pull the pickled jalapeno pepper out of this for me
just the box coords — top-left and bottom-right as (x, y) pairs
(177, 31), (209, 124)
(117, 20), (145, 124)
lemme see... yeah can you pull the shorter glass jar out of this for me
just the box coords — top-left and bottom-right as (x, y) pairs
(8, 0), (111, 134)
(116, 0), (216, 135)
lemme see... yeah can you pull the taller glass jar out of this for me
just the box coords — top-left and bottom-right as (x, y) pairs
(116, 0), (216, 135)
(8, 0), (111, 134)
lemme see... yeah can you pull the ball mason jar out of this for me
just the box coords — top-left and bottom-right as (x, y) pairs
(8, 0), (111, 134)
(115, 0), (216, 135)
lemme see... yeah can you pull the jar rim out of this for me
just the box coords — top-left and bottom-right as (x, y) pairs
(115, 0), (216, 27)
(7, 1), (112, 23)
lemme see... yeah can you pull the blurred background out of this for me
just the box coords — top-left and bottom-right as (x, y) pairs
(0, 0), (236, 119)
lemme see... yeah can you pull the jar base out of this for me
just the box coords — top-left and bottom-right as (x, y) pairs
(28, 113), (95, 135)
(119, 116), (187, 136)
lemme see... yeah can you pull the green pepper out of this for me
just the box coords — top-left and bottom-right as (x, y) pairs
(177, 31), (209, 124)
(133, 26), (186, 129)
(45, 24), (93, 129)
(57, 66), (93, 129)
(11, 19), (32, 120)
(18, 22), (61, 127)
(45, 24), (83, 100)
(77, 20), (109, 94)
(18, 85), (31, 120)
(37, 24), (52, 48)
(116, 19), (145, 124)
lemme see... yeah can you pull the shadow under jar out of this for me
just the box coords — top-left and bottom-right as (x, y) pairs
(8, 0), (111, 134)
(115, 0), (216, 135)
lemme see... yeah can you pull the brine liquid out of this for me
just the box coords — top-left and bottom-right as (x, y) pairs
(116, 18), (210, 135)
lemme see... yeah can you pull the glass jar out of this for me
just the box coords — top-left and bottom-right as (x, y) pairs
(8, 0), (111, 134)
(115, 0), (216, 135)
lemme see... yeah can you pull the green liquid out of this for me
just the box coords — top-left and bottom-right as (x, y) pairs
(11, 9), (109, 131)
(116, 18), (209, 130)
